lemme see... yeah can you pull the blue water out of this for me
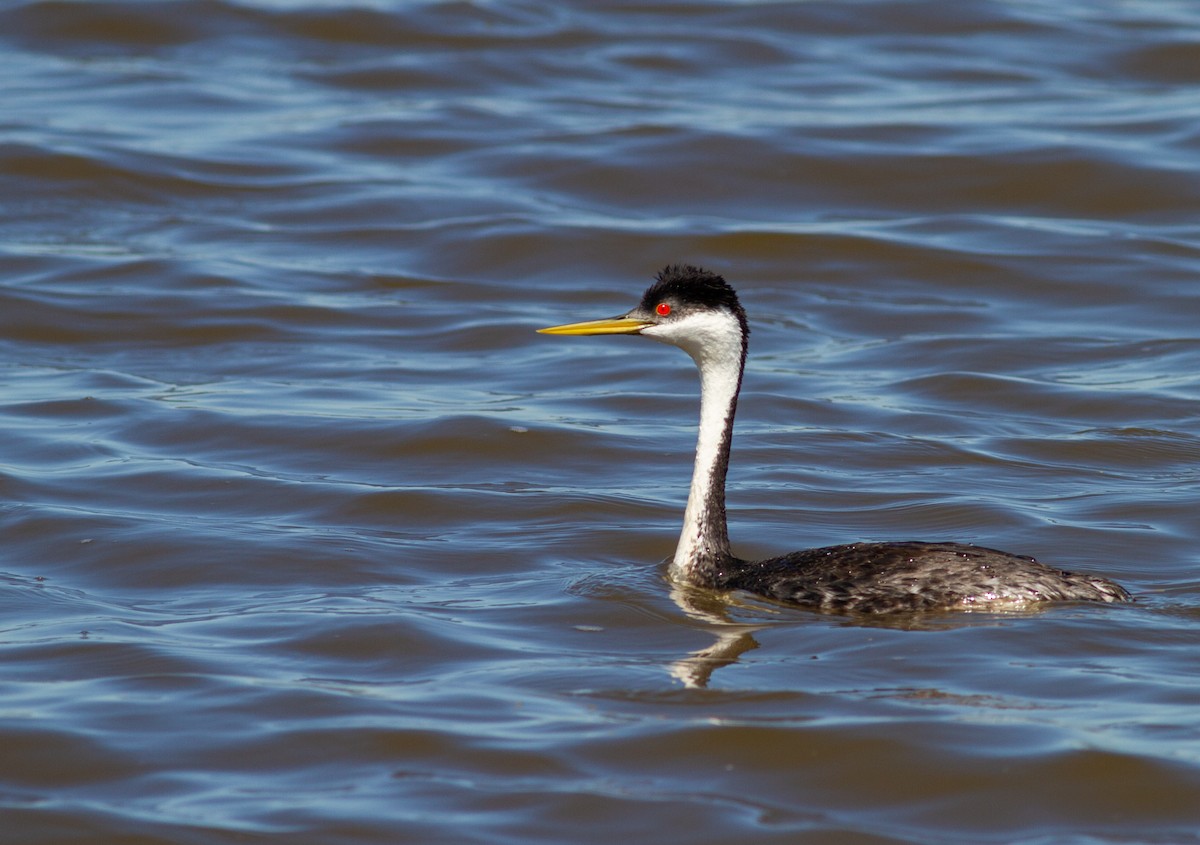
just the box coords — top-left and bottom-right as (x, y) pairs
(2, 1), (1199, 843)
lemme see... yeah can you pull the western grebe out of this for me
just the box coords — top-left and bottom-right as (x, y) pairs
(538, 264), (1130, 613)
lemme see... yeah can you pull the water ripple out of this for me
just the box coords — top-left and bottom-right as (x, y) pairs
(1, 1), (1199, 843)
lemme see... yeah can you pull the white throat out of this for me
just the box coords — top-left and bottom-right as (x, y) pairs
(642, 310), (745, 583)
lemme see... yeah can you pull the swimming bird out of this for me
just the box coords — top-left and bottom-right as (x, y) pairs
(538, 265), (1130, 613)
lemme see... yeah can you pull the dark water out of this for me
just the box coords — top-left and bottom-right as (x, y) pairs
(2, 1), (1199, 842)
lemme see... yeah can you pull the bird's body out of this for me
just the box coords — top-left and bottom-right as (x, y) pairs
(539, 265), (1130, 614)
(706, 542), (1127, 614)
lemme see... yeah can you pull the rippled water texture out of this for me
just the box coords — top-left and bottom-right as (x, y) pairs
(2, 1), (1199, 843)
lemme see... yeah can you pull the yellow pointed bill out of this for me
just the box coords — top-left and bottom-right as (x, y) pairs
(537, 316), (652, 336)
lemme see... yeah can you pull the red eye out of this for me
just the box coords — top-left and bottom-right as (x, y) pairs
(656, 302), (671, 316)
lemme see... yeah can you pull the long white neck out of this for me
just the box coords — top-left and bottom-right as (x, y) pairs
(647, 312), (745, 586)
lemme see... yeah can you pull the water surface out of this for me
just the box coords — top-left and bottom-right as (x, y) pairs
(2, 1), (1199, 843)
